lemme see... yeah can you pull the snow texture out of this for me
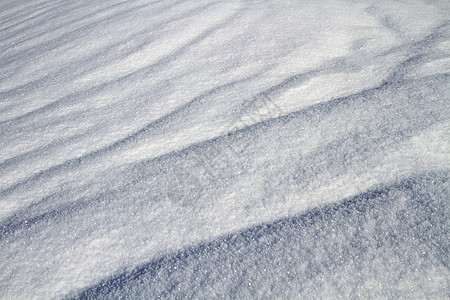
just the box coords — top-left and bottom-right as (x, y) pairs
(0, 0), (449, 299)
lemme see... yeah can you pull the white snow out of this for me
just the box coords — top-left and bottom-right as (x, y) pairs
(0, 0), (449, 299)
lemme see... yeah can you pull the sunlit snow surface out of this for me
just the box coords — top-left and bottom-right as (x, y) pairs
(0, 0), (449, 299)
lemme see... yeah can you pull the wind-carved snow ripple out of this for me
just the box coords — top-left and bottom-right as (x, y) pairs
(0, 0), (449, 299)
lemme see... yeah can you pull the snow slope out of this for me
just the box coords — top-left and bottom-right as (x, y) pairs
(0, 0), (449, 298)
